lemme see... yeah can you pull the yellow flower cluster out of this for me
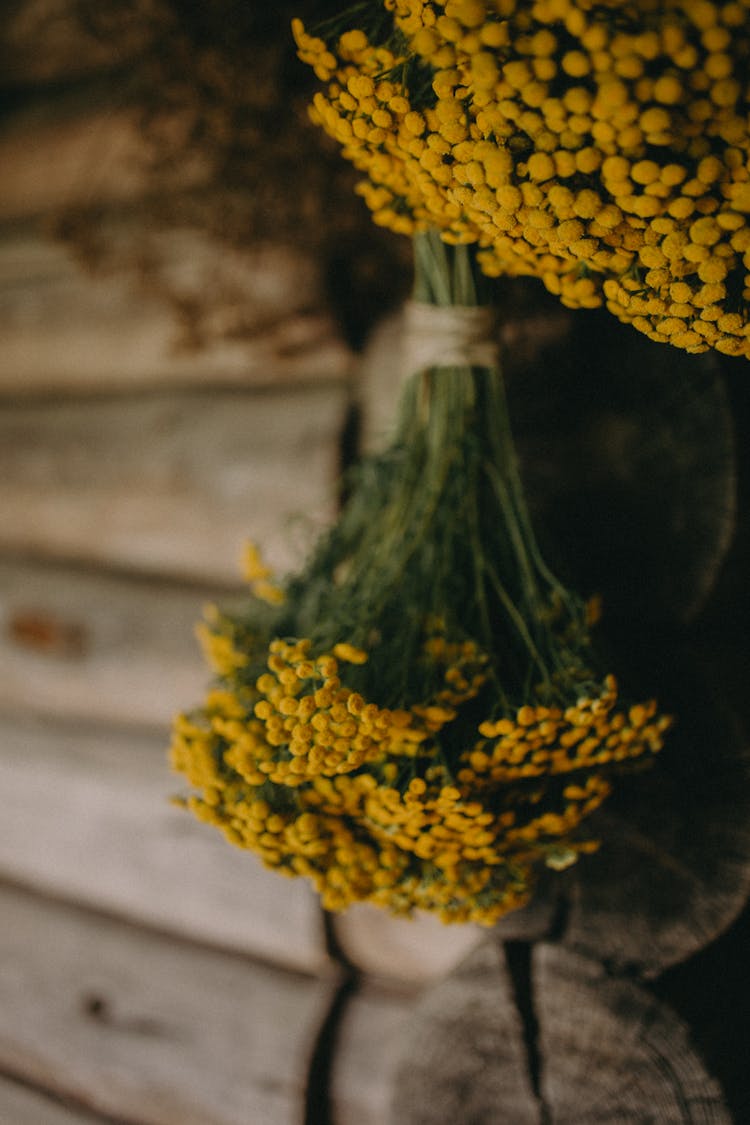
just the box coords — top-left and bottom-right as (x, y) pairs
(171, 623), (671, 924)
(241, 541), (286, 605)
(294, 0), (750, 356)
(227, 638), (454, 784)
(461, 673), (671, 784)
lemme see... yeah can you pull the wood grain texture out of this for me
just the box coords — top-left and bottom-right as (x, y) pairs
(0, 234), (352, 393)
(0, 714), (327, 971)
(0, 884), (337, 1125)
(0, 385), (345, 583)
(0, 109), (151, 220)
(535, 944), (731, 1124)
(389, 940), (539, 1125)
(389, 939), (730, 1124)
(0, 560), (237, 727)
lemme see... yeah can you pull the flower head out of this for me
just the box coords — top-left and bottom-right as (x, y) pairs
(295, 0), (750, 356)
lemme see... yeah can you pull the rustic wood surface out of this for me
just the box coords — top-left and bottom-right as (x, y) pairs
(0, 234), (352, 393)
(0, 1077), (103, 1125)
(2, 5), (749, 1120)
(0, 883), (338, 1125)
(535, 945), (731, 1124)
(0, 559), (236, 727)
(0, 110), (150, 220)
(559, 651), (750, 978)
(0, 714), (328, 972)
(391, 939), (731, 1124)
(389, 940), (540, 1125)
(330, 980), (422, 1125)
(0, 385), (345, 582)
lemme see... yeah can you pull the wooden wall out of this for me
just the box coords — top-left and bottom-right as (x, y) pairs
(3, 5), (750, 1123)
(0, 10), (487, 1122)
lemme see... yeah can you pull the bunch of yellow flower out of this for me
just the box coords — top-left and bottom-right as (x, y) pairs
(293, 0), (750, 356)
(172, 614), (669, 924)
(171, 230), (671, 926)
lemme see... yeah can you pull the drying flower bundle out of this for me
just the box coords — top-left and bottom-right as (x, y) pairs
(171, 230), (671, 925)
(293, 0), (750, 357)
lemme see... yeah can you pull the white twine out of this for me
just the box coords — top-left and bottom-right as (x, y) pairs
(401, 300), (500, 378)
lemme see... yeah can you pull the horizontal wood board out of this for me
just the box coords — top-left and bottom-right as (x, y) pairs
(0, 714), (328, 971)
(0, 233), (352, 393)
(0, 385), (345, 583)
(0, 559), (237, 728)
(0, 1076), (105, 1125)
(0, 883), (338, 1125)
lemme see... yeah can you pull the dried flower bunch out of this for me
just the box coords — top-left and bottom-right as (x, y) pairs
(171, 230), (671, 925)
(293, 0), (750, 356)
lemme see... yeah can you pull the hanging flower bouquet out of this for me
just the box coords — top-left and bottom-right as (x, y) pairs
(169, 0), (749, 926)
(295, 0), (750, 356)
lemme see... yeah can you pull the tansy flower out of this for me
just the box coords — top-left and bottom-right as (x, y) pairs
(171, 231), (671, 925)
(294, 0), (750, 357)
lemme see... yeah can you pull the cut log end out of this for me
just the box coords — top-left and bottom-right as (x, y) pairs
(389, 939), (731, 1125)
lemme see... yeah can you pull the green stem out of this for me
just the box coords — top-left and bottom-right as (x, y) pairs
(410, 227), (582, 683)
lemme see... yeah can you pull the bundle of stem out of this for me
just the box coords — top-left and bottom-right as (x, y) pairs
(170, 229), (670, 924)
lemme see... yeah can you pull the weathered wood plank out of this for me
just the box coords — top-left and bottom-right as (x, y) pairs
(0, 883), (337, 1125)
(0, 385), (345, 583)
(0, 234), (352, 393)
(0, 1077), (103, 1125)
(0, 559), (237, 727)
(0, 715), (327, 971)
(558, 651), (750, 977)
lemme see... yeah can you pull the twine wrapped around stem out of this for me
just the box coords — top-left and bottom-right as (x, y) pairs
(401, 302), (500, 377)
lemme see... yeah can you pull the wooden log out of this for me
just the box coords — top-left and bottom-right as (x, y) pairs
(0, 234), (352, 393)
(0, 384), (345, 583)
(557, 648), (750, 977)
(506, 312), (736, 626)
(388, 940), (539, 1125)
(0, 714), (327, 971)
(0, 559), (238, 727)
(330, 980), (422, 1125)
(0, 883), (338, 1125)
(534, 944), (731, 1124)
(389, 939), (731, 1124)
